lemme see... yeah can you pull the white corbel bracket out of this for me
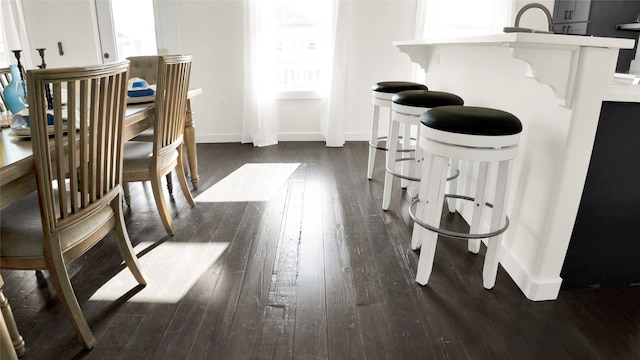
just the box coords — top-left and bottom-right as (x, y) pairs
(508, 43), (581, 108)
(396, 42), (581, 109)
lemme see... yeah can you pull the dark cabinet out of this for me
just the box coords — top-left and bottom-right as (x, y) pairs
(552, 0), (591, 34)
(554, 0), (591, 23)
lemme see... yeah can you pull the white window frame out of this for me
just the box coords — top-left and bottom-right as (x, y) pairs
(269, 1), (333, 100)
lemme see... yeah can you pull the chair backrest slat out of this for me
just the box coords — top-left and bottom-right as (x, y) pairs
(26, 61), (129, 234)
(0, 67), (12, 113)
(153, 55), (192, 161)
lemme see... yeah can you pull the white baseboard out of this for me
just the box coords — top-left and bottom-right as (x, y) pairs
(195, 133), (371, 143)
(500, 249), (563, 301)
(196, 134), (242, 143)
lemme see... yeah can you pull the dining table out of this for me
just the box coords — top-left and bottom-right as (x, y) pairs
(0, 88), (202, 211)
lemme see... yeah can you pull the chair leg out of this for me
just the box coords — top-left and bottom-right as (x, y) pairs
(123, 182), (131, 207)
(411, 150), (432, 250)
(150, 172), (175, 235)
(176, 150), (196, 207)
(112, 194), (147, 285)
(483, 160), (511, 289)
(166, 174), (174, 199)
(45, 247), (96, 349)
(400, 123), (411, 189)
(447, 160), (460, 213)
(0, 276), (24, 358)
(468, 161), (489, 254)
(367, 104), (381, 180)
(415, 155), (449, 286)
(382, 119), (400, 210)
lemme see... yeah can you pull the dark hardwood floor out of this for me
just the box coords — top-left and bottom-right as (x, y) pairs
(2, 142), (639, 360)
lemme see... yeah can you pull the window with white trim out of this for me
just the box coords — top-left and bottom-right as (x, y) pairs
(270, 1), (332, 95)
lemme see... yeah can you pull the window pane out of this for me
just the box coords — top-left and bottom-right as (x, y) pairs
(272, 0), (332, 92)
(111, 0), (157, 60)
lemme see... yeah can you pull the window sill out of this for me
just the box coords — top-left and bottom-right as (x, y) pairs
(275, 90), (323, 100)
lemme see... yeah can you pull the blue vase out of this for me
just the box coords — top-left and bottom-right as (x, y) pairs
(2, 65), (27, 114)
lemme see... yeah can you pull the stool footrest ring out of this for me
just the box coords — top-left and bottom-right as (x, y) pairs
(408, 195), (510, 240)
(385, 167), (460, 183)
(369, 136), (417, 152)
(369, 136), (389, 151)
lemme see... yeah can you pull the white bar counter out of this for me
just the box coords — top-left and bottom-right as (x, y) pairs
(394, 33), (635, 301)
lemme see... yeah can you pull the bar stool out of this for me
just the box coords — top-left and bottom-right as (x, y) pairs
(368, 81), (428, 180)
(382, 90), (464, 211)
(408, 106), (522, 289)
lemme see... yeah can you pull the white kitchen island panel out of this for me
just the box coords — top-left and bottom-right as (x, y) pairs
(395, 33), (635, 301)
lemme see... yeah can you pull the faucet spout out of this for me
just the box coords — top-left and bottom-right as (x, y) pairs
(514, 3), (553, 32)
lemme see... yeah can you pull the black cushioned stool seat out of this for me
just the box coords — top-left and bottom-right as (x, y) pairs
(420, 105), (522, 136)
(367, 81), (428, 180)
(372, 81), (429, 94)
(410, 105), (522, 290)
(381, 90), (464, 211)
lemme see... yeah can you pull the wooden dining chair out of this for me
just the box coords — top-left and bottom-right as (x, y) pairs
(122, 55), (195, 235)
(0, 61), (147, 349)
(0, 274), (25, 358)
(123, 55), (177, 199)
(0, 67), (12, 113)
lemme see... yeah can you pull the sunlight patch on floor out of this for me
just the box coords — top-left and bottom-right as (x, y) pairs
(90, 241), (228, 303)
(195, 163), (301, 202)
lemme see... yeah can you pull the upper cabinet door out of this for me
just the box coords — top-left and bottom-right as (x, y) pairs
(572, 0), (591, 22)
(553, 0), (591, 23)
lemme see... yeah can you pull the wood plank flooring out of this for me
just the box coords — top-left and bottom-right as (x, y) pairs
(2, 142), (639, 359)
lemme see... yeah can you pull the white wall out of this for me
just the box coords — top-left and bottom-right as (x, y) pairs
(19, 0), (417, 143)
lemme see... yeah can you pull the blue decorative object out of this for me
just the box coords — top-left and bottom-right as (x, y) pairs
(2, 65), (27, 114)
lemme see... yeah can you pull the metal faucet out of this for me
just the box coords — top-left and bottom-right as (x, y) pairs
(515, 3), (553, 32)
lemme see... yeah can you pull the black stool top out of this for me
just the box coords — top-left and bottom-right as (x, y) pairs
(392, 90), (464, 108)
(421, 106), (522, 136)
(373, 81), (428, 93)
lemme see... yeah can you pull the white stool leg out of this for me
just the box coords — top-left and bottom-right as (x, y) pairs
(415, 154), (449, 285)
(367, 104), (381, 180)
(411, 147), (432, 250)
(382, 118), (400, 210)
(447, 160), (460, 213)
(468, 161), (489, 254)
(400, 123), (411, 189)
(483, 159), (512, 289)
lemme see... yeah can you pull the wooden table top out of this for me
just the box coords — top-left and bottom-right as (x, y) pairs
(0, 88), (201, 210)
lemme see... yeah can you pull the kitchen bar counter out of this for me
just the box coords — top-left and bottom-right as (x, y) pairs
(395, 33), (635, 301)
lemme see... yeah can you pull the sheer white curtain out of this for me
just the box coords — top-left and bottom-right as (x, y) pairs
(242, 0), (278, 147)
(0, 0), (33, 68)
(322, 0), (346, 147)
(243, 0), (345, 147)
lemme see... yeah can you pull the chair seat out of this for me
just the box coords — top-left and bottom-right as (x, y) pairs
(0, 191), (114, 259)
(420, 105), (522, 136)
(372, 81), (428, 93)
(392, 90), (464, 108)
(129, 128), (154, 142)
(122, 141), (179, 174)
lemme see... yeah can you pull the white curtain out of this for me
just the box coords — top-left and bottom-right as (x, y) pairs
(242, 0), (278, 147)
(0, 0), (33, 68)
(321, 0), (347, 147)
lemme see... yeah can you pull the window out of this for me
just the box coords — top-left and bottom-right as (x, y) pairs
(95, 0), (158, 62)
(0, 30), (8, 67)
(270, 1), (332, 94)
(110, 0), (157, 59)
